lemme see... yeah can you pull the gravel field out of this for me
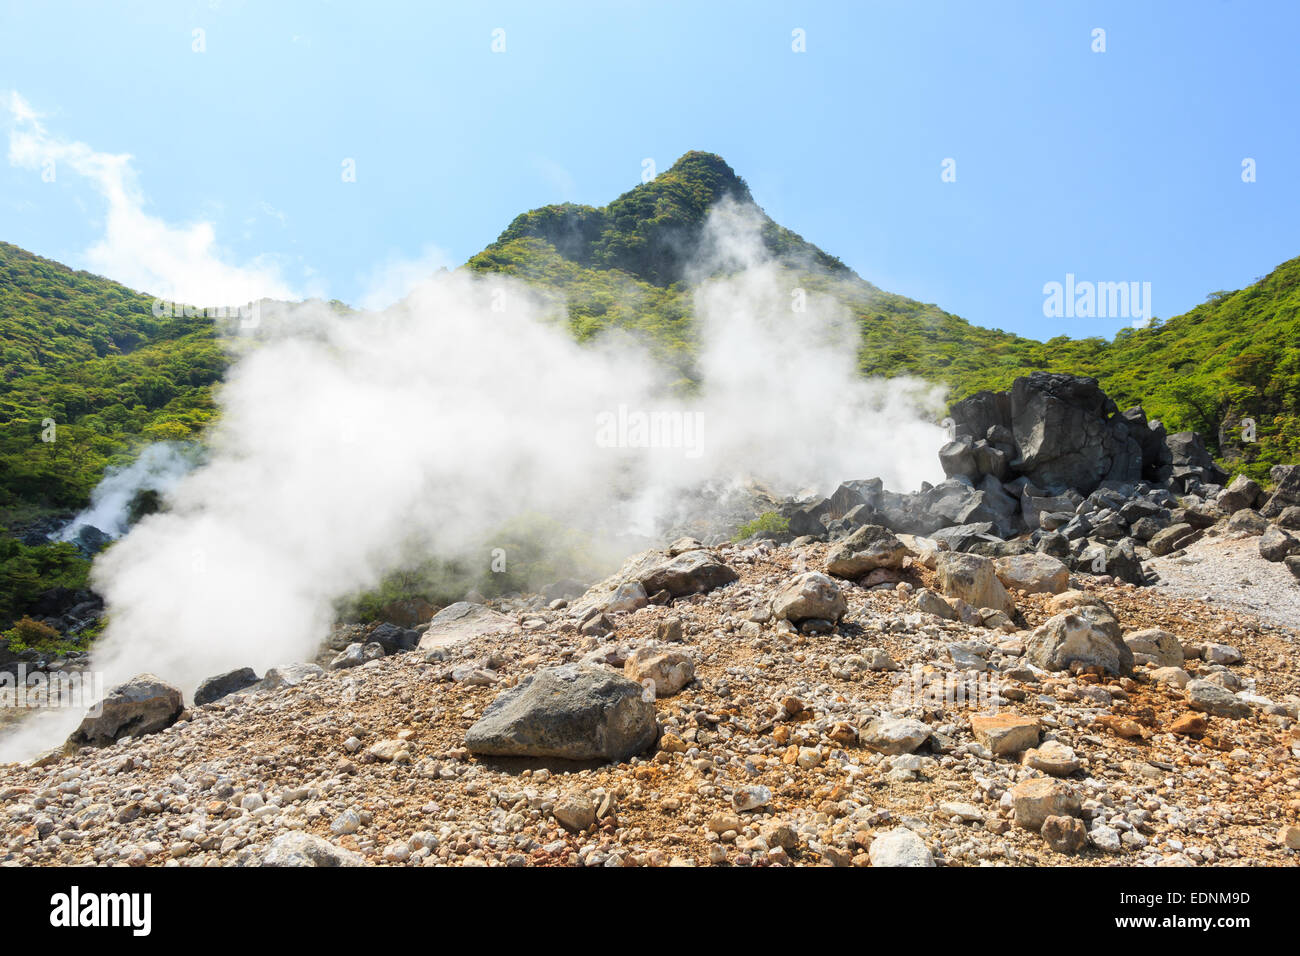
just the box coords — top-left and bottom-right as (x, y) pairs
(1148, 531), (1300, 631)
(1, 531), (1296, 869)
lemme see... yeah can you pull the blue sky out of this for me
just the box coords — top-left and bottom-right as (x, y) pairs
(1, 0), (1297, 339)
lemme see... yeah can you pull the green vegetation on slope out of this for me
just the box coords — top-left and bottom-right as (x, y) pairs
(0, 242), (226, 627)
(0, 241), (226, 512)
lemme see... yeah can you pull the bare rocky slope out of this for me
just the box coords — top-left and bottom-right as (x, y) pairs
(2, 516), (1299, 867)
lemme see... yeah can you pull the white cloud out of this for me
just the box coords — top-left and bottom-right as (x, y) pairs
(5, 91), (298, 306)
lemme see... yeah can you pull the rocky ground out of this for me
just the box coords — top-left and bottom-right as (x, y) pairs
(2, 523), (1297, 868)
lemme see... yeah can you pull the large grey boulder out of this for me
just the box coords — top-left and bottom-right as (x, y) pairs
(1009, 373), (1143, 494)
(1226, 509), (1269, 535)
(262, 831), (364, 867)
(948, 389), (1012, 444)
(972, 441), (1011, 481)
(770, 572), (847, 624)
(639, 550), (738, 597)
(824, 524), (908, 578)
(1148, 522), (1199, 556)
(1163, 431), (1228, 488)
(934, 551), (1014, 614)
(465, 665), (658, 762)
(925, 478), (982, 524)
(785, 498), (832, 536)
(938, 440), (979, 481)
(1023, 493), (1078, 531)
(1217, 474), (1261, 514)
(365, 621), (420, 654)
(1119, 406), (1169, 479)
(418, 602), (514, 651)
(193, 667), (259, 706)
(826, 481), (877, 519)
(68, 674), (183, 748)
(993, 553), (1070, 594)
(1026, 602), (1132, 676)
(930, 522), (996, 552)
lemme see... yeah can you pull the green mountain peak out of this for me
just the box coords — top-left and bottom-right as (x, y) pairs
(487, 150), (848, 287)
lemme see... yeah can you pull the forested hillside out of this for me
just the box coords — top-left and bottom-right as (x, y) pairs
(0, 241), (225, 512)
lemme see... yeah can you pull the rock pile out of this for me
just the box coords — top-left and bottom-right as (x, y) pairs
(767, 375), (1300, 594)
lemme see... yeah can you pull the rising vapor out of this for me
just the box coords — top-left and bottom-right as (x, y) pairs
(0, 204), (947, 760)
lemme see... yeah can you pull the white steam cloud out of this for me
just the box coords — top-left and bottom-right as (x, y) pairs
(0, 201), (947, 760)
(57, 442), (200, 543)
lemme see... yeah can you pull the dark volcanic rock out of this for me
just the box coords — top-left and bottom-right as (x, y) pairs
(938, 440), (979, 481)
(783, 498), (832, 536)
(194, 667), (260, 706)
(949, 390), (1012, 443)
(1119, 406), (1169, 479)
(1260, 465), (1300, 518)
(1008, 373), (1143, 494)
(930, 522), (997, 552)
(1259, 525), (1299, 562)
(1162, 431), (1228, 490)
(74, 525), (112, 557)
(366, 622), (420, 654)
(1216, 474), (1261, 514)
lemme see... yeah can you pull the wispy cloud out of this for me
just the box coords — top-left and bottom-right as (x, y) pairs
(356, 244), (451, 311)
(5, 91), (299, 306)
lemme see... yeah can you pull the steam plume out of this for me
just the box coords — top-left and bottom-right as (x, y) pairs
(0, 204), (946, 760)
